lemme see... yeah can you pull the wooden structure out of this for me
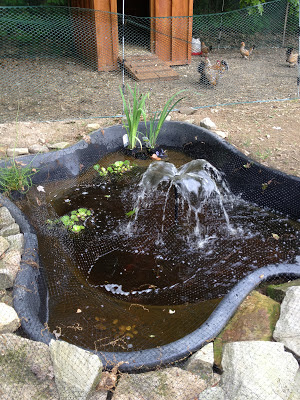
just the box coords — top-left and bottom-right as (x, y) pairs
(70, 0), (119, 72)
(118, 54), (179, 81)
(70, 0), (193, 72)
(150, 0), (193, 66)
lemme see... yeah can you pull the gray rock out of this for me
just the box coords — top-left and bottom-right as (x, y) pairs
(89, 390), (109, 400)
(288, 369), (300, 400)
(113, 367), (208, 400)
(185, 343), (215, 375)
(0, 236), (10, 257)
(0, 207), (15, 228)
(184, 118), (195, 124)
(0, 249), (21, 289)
(267, 279), (300, 303)
(0, 302), (20, 333)
(28, 144), (49, 154)
(5, 233), (24, 252)
(198, 387), (225, 400)
(0, 333), (59, 399)
(273, 286), (300, 357)
(214, 130), (228, 139)
(6, 147), (29, 157)
(221, 341), (298, 400)
(178, 107), (195, 115)
(200, 118), (217, 130)
(0, 289), (13, 307)
(86, 123), (101, 131)
(47, 142), (70, 150)
(0, 222), (20, 237)
(49, 339), (103, 400)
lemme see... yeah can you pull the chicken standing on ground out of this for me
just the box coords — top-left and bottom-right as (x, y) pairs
(286, 47), (299, 67)
(198, 58), (229, 86)
(240, 42), (255, 59)
(201, 41), (213, 56)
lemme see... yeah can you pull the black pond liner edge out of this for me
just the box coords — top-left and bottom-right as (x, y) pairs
(1, 121), (299, 372)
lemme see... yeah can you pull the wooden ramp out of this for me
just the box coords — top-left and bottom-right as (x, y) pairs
(118, 54), (179, 81)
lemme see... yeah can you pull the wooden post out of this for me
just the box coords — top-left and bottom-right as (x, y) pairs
(70, 0), (118, 72)
(150, 0), (193, 65)
(93, 0), (119, 71)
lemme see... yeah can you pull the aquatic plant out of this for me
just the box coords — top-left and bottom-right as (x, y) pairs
(47, 207), (92, 233)
(143, 90), (185, 149)
(93, 160), (135, 176)
(119, 84), (148, 150)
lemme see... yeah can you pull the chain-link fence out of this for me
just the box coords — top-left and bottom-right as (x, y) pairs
(0, 0), (299, 123)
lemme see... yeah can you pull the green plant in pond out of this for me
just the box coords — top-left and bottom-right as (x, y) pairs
(47, 207), (92, 233)
(143, 90), (185, 149)
(125, 208), (137, 218)
(94, 160), (135, 177)
(0, 160), (38, 195)
(119, 84), (149, 150)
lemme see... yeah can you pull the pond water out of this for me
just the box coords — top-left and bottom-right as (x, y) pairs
(20, 150), (300, 351)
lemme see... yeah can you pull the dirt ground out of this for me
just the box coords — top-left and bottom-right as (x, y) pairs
(0, 98), (299, 177)
(1, 45), (300, 177)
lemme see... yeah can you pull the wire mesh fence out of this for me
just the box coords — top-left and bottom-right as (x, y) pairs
(1, 2), (300, 399)
(0, 0), (299, 124)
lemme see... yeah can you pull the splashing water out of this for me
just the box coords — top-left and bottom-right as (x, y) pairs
(127, 160), (235, 245)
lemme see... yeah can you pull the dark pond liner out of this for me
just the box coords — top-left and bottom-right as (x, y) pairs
(1, 121), (299, 372)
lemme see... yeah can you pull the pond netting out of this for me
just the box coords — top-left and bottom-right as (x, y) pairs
(0, 0), (299, 123)
(1, 121), (296, 366)
(18, 149), (300, 356)
(0, 122), (299, 397)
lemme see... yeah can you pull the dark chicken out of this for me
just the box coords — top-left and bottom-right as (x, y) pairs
(198, 58), (229, 86)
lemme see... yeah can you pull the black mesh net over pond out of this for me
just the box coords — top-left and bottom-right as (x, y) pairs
(18, 149), (300, 353)
(6, 122), (299, 371)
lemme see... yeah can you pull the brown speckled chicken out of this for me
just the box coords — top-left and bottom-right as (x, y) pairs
(240, 42), (255, 59)
(198, 58), (229, 86)
(286, 47), (299, 67)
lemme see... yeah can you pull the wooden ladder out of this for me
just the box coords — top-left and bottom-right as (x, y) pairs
(118, 54), (179, 81)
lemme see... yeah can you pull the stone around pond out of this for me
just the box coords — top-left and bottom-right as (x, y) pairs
(112, 367), (208, 400)
(213, 290), (280, 368)
(0, 333), (59, 399)
(267, 278), (300, 303)
(273, 286), (300, 357)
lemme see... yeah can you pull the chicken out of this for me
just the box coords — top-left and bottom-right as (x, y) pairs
(286, 47), (299, 67)
(201, 41), (213, 56)
(240, 42), (255, 59)
(198, 58), (229, 86)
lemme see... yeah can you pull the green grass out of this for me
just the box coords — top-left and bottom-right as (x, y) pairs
(0, 160), (37, 195)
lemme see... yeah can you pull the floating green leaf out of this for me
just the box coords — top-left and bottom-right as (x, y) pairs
(125, 208), (136, 217)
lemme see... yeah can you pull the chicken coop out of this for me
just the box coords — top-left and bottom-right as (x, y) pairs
(70, 0), (193, 72)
